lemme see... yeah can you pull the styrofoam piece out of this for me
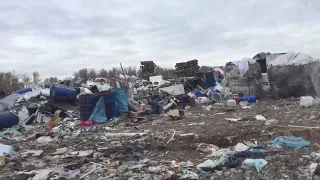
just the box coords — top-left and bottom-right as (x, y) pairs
(299, 96), (315, 107)
(0, 144), (13, 155)
(160, 84), (185, 95)
(226, 99), (236, 107)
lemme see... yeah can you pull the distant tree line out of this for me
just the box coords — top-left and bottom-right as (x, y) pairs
(71, 65), (221, 81)
(72, 66), (177, 81)
(0, 65), (221, 93)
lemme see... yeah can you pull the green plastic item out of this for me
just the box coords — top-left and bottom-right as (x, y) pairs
(0, 128), (17, 136)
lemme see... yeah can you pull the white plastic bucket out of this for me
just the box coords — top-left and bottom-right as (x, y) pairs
(197, 97), (210, 104)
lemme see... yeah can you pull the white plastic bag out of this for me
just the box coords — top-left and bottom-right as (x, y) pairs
(23, 89), (41, 101)
(299, 96), (314, 107)
(243, 158), (268, 172)
(235, 143), (249, 152)
(18, 106), (30, 124)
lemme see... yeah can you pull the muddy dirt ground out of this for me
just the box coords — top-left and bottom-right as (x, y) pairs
(1, 97), (320, 180)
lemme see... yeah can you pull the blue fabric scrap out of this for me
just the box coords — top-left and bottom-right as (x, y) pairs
(88, 97), (107, 123)
(271, 136), (310, 150)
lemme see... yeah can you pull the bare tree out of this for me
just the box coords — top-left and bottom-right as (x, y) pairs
(32, 71), (41, 83)
(44, 77), (59, 84)
(78, 68), (88, 80)
(99, 69), (108, 78)
(20, 74), (31, 85)
(0, 71), (24, 92)
(73, 71), (80, 78)
(88, 69), (97, 80)
(199, 66), (213, 72)
(73, 65), (176, 81)
(64, 77), (73, 80)
(126, 66), (137, 76)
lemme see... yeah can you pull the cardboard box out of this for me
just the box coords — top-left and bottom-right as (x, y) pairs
(0, 156), (5, 167)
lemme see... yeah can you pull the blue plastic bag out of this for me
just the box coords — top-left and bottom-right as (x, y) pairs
(271, 136), (310, 150)
(114, 88), (128, 111)
(88, 97), (107, 123)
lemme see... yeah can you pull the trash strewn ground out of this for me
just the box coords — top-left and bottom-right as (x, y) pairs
(1, 97), (320, 179)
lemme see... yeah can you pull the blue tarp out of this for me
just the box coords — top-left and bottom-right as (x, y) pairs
(89, 97), (107, 123)
(114, 88), (128, 111)
(271, 136), (310, 150)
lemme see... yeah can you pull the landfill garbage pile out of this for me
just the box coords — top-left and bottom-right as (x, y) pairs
(267, 51), (320, 99)
(2, 53), (320, 179)
(224, 58), (264, 98)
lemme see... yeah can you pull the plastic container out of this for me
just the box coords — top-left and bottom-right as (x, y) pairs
(73, 87), (85, 94)
(27, 104), (38, 115)
(214, 84), (224, 94)
(240, 96), (257, 103)
(79, 94), (93, 121)
(79, 91), (118, 121)
(226, 99), (237, 106)
(12, 88), (32, 95)
(197, 97), (211, 104)
(211, 93), (223, 103)
(50, 85), (77, 103)
(0, 111), (19, 129)
(194, 91), (204, 97)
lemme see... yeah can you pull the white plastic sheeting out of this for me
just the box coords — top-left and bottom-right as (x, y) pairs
(82, 81), (112, 91)
(213, 67), (225, 75)
(267, 51), (319, 68)
(159, 84), (185, 95)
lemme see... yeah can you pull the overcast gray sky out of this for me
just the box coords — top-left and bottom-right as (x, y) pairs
(0, 0), (319, 78)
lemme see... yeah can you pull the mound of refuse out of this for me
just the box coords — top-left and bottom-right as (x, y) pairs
(267, 51), (320, 99)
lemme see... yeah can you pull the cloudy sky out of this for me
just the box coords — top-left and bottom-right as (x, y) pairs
(0, 0), (319, 78)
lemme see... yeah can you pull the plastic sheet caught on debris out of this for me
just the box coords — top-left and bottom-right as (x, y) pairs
(115, 88), (129, 111)
(243, 159), (268, 172)
(271, 136), (310, 150)
(88, 97), (107, 123)
(299, 96), (315, 107)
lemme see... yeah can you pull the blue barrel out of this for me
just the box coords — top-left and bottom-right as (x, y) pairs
(79, 94), (94, 121)
(240, 96), (257, 103)
(79, 91), (118, 121)
(97, 91), (118, 120)
(0, 111), (19, 129)
(50, 85), (77, 103)
(12, 88), (32, 94)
